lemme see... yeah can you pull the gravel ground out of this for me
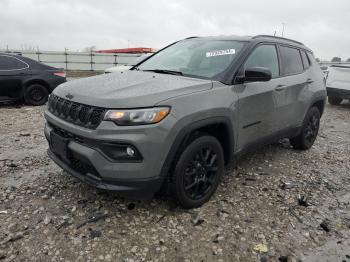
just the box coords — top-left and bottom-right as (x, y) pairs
(0, 101), (350, 262)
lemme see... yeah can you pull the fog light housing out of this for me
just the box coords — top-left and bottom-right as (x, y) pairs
(99, 144), (142, 161)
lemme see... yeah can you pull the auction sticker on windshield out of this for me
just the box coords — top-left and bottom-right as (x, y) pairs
(206, 49), (236, 58)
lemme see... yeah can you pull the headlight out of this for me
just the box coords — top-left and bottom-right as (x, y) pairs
(104, 107), (170, 126)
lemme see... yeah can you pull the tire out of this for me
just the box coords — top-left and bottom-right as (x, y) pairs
(24, 84), (49, 106)
(328, 96), (342, 105)
(170, 135), (224, 208)
(290, 107), (320, 150)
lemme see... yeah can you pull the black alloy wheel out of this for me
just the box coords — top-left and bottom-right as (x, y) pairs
(170, 135), (224, 208)
(290, 107), (320, 150)
(183, 147), (219, 200)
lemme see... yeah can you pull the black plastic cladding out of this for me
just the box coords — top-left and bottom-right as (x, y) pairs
(48, 94), (105, 129)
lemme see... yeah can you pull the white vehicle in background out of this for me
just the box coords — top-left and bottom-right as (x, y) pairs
(104, 65), (133, 73)
(326, 65), (350, 105)
(104, 54), (151, 73)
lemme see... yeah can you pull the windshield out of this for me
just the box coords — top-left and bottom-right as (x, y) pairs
(137, 39), (246, 79)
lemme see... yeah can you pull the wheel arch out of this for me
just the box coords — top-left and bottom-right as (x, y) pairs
(23, 79), (50, 92)
(160, 116), (235, 178)
(310, 97), (326, 117)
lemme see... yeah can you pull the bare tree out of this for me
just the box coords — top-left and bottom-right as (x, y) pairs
(331, 57), (342, 62)
(82, 46), (97, 52)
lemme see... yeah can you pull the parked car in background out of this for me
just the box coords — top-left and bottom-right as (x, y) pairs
(104, 65), (134, 73)
(0, 53), (66, 105)
(45, 35), (325, 208)
(326, 65), (350, 105)
(104, 54), (151, 73)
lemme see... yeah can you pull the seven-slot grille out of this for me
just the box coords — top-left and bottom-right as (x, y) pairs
(48, 94), (106, 129)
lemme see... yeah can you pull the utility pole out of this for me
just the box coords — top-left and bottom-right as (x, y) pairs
(282, 23), (285, 37)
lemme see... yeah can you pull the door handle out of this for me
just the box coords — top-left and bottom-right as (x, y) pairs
(275, 85), (286, 91)
(306, 78), (314, 84)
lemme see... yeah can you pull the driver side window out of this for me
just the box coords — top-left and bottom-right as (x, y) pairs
(244, 45), (280, 78)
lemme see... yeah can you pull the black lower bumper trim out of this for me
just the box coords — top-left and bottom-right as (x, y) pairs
(47, 149), (163, 199)
(327, 87), (350, 99)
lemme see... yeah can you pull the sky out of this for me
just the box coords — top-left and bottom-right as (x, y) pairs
(0, 0), (349, 61)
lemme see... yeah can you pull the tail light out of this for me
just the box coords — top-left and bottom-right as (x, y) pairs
(53, 72), (66, 78)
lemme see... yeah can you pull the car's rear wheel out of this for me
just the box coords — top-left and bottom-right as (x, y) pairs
(290, 107), (320, 150)
(24, 84), (49, 106)
(170, 135), (224, 208)
(328, 96), (342, 105)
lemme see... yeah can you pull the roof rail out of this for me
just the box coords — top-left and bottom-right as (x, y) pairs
(253, 35), (304, 46)
(184, 36), (199, 40)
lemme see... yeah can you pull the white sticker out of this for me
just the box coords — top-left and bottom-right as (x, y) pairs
(206, 49), (236, 58)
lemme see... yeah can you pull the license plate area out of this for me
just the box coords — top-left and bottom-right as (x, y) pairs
(50, 132), (70, 162)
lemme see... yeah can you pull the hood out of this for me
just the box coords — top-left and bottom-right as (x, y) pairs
(54, 71), (213, 108)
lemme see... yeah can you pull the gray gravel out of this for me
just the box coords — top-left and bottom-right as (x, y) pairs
(0, 102), (350, 261)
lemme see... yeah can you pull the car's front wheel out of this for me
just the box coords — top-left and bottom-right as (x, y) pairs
(290, 107), (320, 150)
(170, 135), (224, 208)
(24, 84), (49, 106)
(328, 96), (342, 105)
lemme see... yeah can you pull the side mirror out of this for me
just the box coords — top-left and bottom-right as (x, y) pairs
(243, 67), (272, 83)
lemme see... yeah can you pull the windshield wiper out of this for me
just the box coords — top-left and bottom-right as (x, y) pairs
(143, 69), (183, 76)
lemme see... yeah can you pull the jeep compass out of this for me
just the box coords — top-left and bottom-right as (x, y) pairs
(45, 35), (326, 208)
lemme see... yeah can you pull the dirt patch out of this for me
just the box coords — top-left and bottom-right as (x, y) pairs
(0, 102), (350, 261)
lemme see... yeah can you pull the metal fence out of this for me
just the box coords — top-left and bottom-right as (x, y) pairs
(0, 50), (142, 71)
(319, 61), (350, 67)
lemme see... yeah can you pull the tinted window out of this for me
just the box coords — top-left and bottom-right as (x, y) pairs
(0, 55), (29, 70)
(306, 52), (315, 66)
(279, 46), (304, 75)
(244, 45), (279, 78)
(301, 51), (310, 69)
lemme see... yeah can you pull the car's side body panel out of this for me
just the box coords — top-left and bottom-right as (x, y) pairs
(326, 66), (350, 99)
(0, 53), (66, 103)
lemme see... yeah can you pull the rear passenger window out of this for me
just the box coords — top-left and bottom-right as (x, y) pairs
(279, 46), (304, 75)
(301, 51), (310, 69)
(0, 55), (29, 71)
(244, 45), (279, 78)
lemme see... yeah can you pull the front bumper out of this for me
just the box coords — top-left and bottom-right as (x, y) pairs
(44, 109), (178, 198)
(327, 87), (350, 99)
(47, 149), (163, 198)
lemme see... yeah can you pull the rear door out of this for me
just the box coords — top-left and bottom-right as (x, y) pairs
(235, 44), (284, 150)
(0, 54), (31, 100)
(274, 46), (309, 131)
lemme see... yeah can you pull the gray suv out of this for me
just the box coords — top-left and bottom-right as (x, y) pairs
(45, 35), (326, 208)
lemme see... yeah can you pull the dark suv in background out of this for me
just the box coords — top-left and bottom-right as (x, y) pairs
(45, 35), (326, 208)
(0, 53), (66, 105)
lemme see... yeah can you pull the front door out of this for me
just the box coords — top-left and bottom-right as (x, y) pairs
(234, 44), (283, 151)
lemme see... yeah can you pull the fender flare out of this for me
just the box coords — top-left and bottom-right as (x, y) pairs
(308, 92), (327, 116)
(159, 116), (235, 178)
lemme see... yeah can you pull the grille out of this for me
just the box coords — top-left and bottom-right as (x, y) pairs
(70, 154), (100, 178)
(48, 94), (105, 129)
